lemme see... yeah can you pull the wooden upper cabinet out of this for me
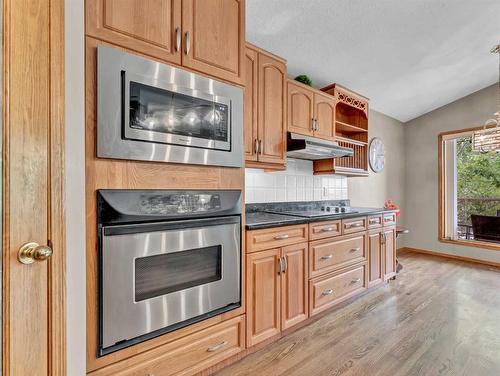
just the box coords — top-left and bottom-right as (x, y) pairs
(86, 0), (182, 64)
(257, 52), (287, 165)
(287, 80), (336, 141)
(314, 92), (335, 140)
(246, 249), (281, 347)
(182, 0), (245, 85)
(287, 81), (314, 136)
(244, 47), (258, 161)
(281, 243), (309, 330)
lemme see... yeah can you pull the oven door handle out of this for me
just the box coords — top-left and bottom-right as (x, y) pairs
(103, 215), (241, 236)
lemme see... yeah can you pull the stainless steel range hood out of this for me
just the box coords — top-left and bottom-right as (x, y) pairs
(286, 132), (354, 160)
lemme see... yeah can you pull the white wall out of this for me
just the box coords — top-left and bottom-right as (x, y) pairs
(65, 0), (86, 374)
(245, 159), (347, 203)
(404, 84), (500, 264)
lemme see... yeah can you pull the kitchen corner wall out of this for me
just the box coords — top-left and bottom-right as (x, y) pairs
(245, 159), (348, 203)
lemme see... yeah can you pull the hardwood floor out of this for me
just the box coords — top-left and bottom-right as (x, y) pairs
(216, 251), (500, 376)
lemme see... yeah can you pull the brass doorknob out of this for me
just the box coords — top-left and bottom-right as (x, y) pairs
(18, 242), (53, 264)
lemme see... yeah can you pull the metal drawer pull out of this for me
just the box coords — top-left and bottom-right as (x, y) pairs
(350, 278), (361, 284)
(321, 227), (336, 232)
(322, 289), (334, 296)
(320, 254), (333, 260)
(175, 27), (181, 51)
(369, 219), (379, 224)
(347, 223), (362, 228)
(185, 31), (191, 55)
(349, 247), (360, 253)
(207, 341), (228, 352)
(278, 257), (284, 274)
(385, 217), (393, 222)
(274, 234), (289, 240)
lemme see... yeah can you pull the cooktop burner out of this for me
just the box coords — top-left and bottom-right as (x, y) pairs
(266, 206), (359, 218)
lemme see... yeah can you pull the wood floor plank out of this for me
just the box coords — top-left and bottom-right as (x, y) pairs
(215, 252), (500, 376)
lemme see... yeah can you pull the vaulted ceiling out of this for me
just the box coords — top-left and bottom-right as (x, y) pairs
(246, 0), (500, 122)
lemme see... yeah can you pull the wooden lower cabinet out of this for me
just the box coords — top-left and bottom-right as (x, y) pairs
(281, 243), (309, 330)
(246, 243), (309, 346)
(368, 230), (383, 287)
(88, 316), (245, 376)
(309, 264), (367, 316)
(383, 226), (397, 280)
(246, 248), (281, 347)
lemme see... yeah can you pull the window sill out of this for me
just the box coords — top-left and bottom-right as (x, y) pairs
(439, 238), (500, 251)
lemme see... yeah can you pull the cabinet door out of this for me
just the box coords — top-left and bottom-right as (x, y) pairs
(383, 227), (397, 281)
(244, 47), (258, 162)
(182, 0), (245, 85)
(314, 92), (335, 140)
(287, 81), (314, 136)
(368, 230), (383, 287)
(257, 54), (287, 165)
(281, 243), (309, 330)
(246, 249), (281, 347)
(87, 0), (182, 64)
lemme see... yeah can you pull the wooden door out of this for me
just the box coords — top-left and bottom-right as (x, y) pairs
(244, 47), (258, 162)
(287, 81), (314, 136)
(86, 0), (182, 65)
(383, 227), (397, 281)
(368, 230), (383, 287)
(246, 249), (281, 347)
(182, 0), (245, 85)
(3, 0), (66, 374)
(281, 243), (309, 330)
(314, 92), (335, 140)
(257, 53), (286, 165)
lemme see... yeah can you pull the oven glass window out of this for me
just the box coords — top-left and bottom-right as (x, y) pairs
(134, 245), (222, 302)
(129, 81), (229, 142)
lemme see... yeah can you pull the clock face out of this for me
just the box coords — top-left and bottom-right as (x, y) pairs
(369, 138), (385, 173)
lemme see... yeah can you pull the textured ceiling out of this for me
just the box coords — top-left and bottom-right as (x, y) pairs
(246, 0), (500, 122)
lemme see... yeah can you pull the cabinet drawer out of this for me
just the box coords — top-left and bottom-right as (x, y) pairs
(246, 224), (308, 253)
(309, 233), (366, 278)
(310, 265), (366, 316)
(383, 212), (397, 226)
(341, 217), (367, 234)
(367, 215), (383, 229)
(309, 220), (341, 240)
(90, 316), (245, 376)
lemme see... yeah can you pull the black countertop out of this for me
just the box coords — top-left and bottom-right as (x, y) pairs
(245, 207), (398, 230)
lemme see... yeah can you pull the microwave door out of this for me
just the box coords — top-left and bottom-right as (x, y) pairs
(122, 71), (231, 151)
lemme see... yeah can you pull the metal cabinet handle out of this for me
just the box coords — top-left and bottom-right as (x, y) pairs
(322, 289), (334, 296)
(259, 140), (263, 155)
(311, 118), (315, 131)
(320, 254), (333, 261)
(347, 223), (362, 228)
(207, 341), (228, 352)
(185, 31), (191, 55)
(254, 139), (259, 154)
(278, 257), (284, 274)
(349, 247), (360, 253)
(381, 233), (386, 244)
(321, 227), (335, 232)
(175, 27), (181, 52)
(282, 256), (288, 272)
(315, 119), (319, 132)
(350, 278), (361, 284)
(274, 234), (289, 240)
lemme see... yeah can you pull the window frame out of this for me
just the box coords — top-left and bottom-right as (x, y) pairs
(438, 126), (500, 251)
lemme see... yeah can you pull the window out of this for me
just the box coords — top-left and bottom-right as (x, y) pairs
(439, 128), (500, 249)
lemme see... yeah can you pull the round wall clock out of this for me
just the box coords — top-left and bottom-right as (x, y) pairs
(369, 137), (385, 173)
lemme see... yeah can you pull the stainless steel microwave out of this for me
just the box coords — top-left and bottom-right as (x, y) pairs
(97, 46), (243, 167)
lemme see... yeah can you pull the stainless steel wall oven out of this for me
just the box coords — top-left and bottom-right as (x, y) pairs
(97, 190), (242, 356)
(97, 46), (243, 167)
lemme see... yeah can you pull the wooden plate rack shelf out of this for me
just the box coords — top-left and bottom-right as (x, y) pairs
(313, 84), (369, 176)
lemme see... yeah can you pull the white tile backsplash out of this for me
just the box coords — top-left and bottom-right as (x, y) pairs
(245, 159), (348, 203)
